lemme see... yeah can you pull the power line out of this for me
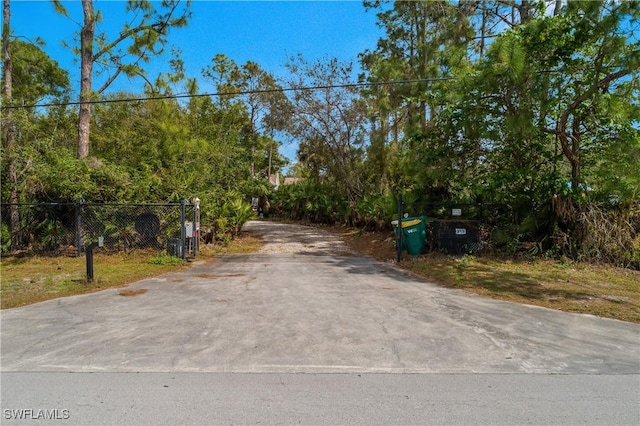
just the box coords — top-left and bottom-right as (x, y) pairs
(0, 78), (453, 110)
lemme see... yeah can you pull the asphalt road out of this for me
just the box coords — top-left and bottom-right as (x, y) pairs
(1, 220), (639, 425)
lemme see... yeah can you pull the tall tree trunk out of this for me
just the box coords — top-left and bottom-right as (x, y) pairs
(249, 106), (256, 177)
(2, 0), (20, 249)
(553, 0), (563, 16)
(480, 0), (487, 56)
(268, 143), (272, 180)
(416, 2), (428, 133)
(518, 0), (532, 24)
(77, 0), (95, 159)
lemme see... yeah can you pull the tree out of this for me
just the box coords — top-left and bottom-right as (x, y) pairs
(531, 1), (640, 193)
(282, 55), (367, 201)
(202, 55), (287, 178)
(238, 61), (284, 178)
(361, 1), (475, 137)
(2, 0), (18, 248)
(6, 40), (70, 105)
(468, 1), (639, 200)
(359, 0), (477, 196)
(2, 2), (71, 247)
(53, 0), (191, 159)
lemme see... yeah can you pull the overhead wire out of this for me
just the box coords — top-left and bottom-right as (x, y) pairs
(2, 64), (629, 111)
(0, 77), (454, 110)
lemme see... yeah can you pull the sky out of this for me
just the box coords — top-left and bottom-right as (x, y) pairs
(9, 0), (383, 94)
(8, 0), (385, 162)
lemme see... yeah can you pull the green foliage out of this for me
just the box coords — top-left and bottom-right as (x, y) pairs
(271, 181), (346, 224)
(4, 0), (638, 268)
(193, 190), (258, 243)
(35, 218), (63, 251)
(222, 198), (256, 236)
(353, 192), (398, 230)
(12, 142), (135, 203)
(3, 52), (285, 249)
(3, 40), (71, 105)
(1, 223), (11, 254)
(271, 180), (400, 230)
(356, 0), (639, 265)
(149, 252), (186, 265)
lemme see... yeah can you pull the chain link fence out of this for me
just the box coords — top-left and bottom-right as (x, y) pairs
(1, 201), (197, 258)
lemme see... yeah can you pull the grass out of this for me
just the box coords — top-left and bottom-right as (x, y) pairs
(0, 251), (186, 309)
(200, 232), (265, 255)
(0, 234), (265, 310)
(404, 254), (640, 323)
(335, 227), (640, 324)
(3, 224), (639, 324)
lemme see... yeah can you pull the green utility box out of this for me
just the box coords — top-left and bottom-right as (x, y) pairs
(392, 216), (427, 255)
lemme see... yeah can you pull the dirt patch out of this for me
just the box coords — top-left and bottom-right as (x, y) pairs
(118, 289), (148, 297)
(195, 273), (245, 279)
(209, 232), (265, 255)
(323, 225), (397, 261)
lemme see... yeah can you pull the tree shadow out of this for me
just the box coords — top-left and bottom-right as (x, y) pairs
(459, 264), (596, 302)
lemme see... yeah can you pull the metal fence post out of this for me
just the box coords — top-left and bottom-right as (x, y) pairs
(193, 197), (200, 258)
(180, 199), (187, 260)
(75, 199), (84, 256)
(396, 193), (403, 263)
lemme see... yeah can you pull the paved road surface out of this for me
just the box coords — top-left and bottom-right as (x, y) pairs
(2, 221), (639, 424)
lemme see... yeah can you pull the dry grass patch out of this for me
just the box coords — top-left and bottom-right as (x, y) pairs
(1, 251), (185, 309)
(1, 230), (264, 309)
(199, 231), (265, 256)
(405, 255), (640, 323)
(333, 226), (640, 324)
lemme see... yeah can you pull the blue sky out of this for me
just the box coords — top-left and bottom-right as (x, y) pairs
(9, 1), (384, 162)
(9, 0), (383, 94)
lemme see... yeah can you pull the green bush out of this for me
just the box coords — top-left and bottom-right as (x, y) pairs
(149, 252), (186, 265)
(1, 223), (11, 254)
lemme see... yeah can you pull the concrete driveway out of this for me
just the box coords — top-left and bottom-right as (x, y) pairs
(2, 220), (638, 374)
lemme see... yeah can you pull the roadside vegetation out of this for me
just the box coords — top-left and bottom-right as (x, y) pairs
(0, 232), (265, 309)
(1, 3), (637, 315)
(0, 251), (186, 309)
(2, 222), (638, 323)
(415, 256), (640, 323)
(333, 226), (640, 324)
